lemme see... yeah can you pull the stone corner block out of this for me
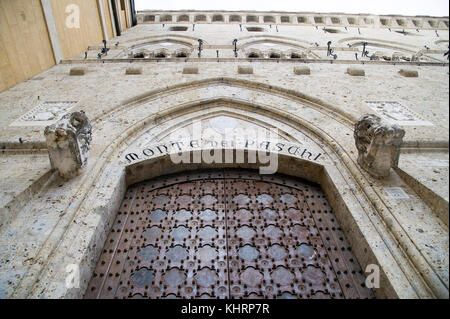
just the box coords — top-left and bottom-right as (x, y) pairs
(182, 67), (199, 74)
(125, 67), (143, 75)
(238, 66), (254, 75)
(346, 67), (365, 76)
(354, 114), (405, 177)
(69, 67), (86, 76)
(399, 69), (418, 77)
(294, 66), (311, 75)
(44, 111), (92, 179)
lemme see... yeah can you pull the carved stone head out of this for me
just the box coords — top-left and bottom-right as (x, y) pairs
(354, 114), (405, 177)
(45, 111), (92, 179)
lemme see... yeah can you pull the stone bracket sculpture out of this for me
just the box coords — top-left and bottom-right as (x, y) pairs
(45, 111), (92, 179)
(354, 114), (405, 177)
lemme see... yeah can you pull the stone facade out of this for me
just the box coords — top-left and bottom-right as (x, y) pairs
(354, 114), (405, 177)
(0, 9), (448, 299)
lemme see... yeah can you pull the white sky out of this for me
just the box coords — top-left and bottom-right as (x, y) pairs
(135, 0), (449, 17)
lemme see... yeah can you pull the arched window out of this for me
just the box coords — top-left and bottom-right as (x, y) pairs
(248, 52), (260, 58)
(133, 52), (145, 58)
(264, 16), (275, 23)
(428, 20), (437, 28)
(155, 52), (167, 58)
(380, 18), (390, 26)
(396, 19), (406, 26)
(412, 19), (422, 27)
(246, 15), (258, 23)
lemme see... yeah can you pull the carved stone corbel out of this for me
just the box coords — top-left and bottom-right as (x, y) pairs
(354, 114), (405, 177)
(45, 111), (92, 179)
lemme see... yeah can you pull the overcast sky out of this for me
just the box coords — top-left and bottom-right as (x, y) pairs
(134, 0), (449, 17)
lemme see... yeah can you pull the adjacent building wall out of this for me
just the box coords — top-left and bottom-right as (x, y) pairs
(0, 0), (55, 92)
(0, 0), (133, 92)
(49, 0), (104, 60)
(101, 0), (114, 39)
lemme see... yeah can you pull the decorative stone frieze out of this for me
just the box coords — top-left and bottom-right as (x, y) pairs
(44, 111), (92, 179)
(354, 114), (405, 177)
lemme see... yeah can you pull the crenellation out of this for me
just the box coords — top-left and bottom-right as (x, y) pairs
(138, 10), (449, 31)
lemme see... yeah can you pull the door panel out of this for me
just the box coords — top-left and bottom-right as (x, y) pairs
(85, 169), (374, 299)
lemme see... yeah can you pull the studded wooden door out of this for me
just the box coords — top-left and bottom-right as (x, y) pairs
(85, 169), (374, 299)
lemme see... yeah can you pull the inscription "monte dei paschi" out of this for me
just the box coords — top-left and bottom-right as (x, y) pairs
(124, 138), (324, 164)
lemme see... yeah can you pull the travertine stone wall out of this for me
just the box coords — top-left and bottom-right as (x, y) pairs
(0, 10), (448, 299)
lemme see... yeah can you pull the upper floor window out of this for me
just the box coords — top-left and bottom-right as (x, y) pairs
(195, 15), (207, 22)
(160, 15), (172, 22)
(177, 15), (189, 22)
(347, 17), (357, 25)
(280, 16), (290, 23)
(169, 26), (188, 31)
(269, 52), (281, 59)
(144, 15), (155, 22)
(412, 19), (422, 27)
(314, 17), (324, 24)
(396, 19), (406, 26)
(155, 52), (167, 58)
(428, 20), (438, 28)
(380, 18), (390, 26)
(331, 17), (341, 24)
(175, 52), (188, 58)
(230, 15), (242, 22)
(212, 15), (224, 22)
(297, 16), (308, 23)
(323, 28), (341, 33)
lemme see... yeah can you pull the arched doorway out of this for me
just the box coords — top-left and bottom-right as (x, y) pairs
(85, 169), (374, 299)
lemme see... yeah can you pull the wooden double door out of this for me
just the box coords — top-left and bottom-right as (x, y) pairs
(85, 169), (373, 299)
